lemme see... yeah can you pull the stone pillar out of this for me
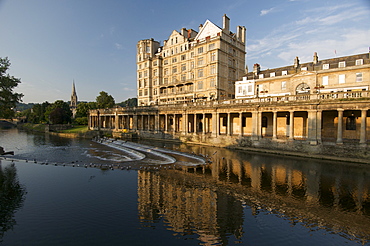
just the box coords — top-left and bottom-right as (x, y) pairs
(257, 111), (262, 138)
(164, 114), (168, 132)
(272, 111), (277, 140)
(155, 114), (159, 132)
(203, 114), (206, 134)
(141, 115), (144, 130)
(251, 111), (259, 140)
(307, 110), (318, 145)
(360, 109), (367, 144)
(317, 110), (322, 144)
(133, 114), (138, 131)
(289, 111), (294, 140)
(115, 113), (119, 131)
(239, 112), (243, 136)
(212, 112), (217, 137)
(336, 109), (344, 144)
(227, 113), (231, 136)
(184, 112), (188, 134)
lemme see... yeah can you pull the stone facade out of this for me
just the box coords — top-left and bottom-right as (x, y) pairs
(89, 52), (370, 162)
(137, 15), (246, 106)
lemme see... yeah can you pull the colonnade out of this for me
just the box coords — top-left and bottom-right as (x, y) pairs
(89, 106), (369, 145)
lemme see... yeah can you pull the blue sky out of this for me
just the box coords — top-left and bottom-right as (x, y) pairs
(0, 0), (369, 103)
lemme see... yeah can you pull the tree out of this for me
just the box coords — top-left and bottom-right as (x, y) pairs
(44, 100), (72, 124)
(0, 57), (23, 119)
(116, 98), (137, 107)
(96, 91), (115, 109)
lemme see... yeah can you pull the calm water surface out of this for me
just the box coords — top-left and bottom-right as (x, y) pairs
(0, 128), (369, 245)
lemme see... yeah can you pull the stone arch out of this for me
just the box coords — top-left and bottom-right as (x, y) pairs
(296, 83), (310, 94)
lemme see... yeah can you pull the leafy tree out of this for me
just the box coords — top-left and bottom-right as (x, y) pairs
(96, 91), (115, 109)
(75, 101), (97, 118)
(0, 57), (23, 119)
(116, 98), (137, 107)
(45, 100), (72, 124)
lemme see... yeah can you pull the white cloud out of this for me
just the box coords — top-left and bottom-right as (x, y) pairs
(260, 7), (276, 16)
(115, 43), (123, 50)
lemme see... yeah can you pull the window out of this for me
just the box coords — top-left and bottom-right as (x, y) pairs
(259, 74), (264, 79)
(138, 72), (142, 78)
(209, 43), (215, 50)
(198, 69), (204, 78)
(338, 74), (345, 84)
(356, 59), (363, 66)
(164, 78), (168, 84)
(172, 57), (177, 63)
(198, 81), (203, 90)
(323, 64), (329, 69)
(198, 47), (203, 54)
(191, 62), (194, 69)
(346, 116), (356, 130)
(301, 67), (307, 71)
(282, 70), (288, 76)
(164, 59), (168, 65)
(181, 74), (186, 82)
(181, 54), (186, 60)
(197, 57), (203, 66)
(338, 61), (346, 68)
(210, 65), (216, 74)
(322, 76), (329, 85)
(210, 78), (215, 87)
(191, 52), (194, 58)
(270, 72), (275, 77)
(356, 73), (363, 82)
(248, 84), (252, 93)
(154, 69), (158, 76)
(144, 71), (147, 77)
(281, 81), (286, 90)
(146, 46), (150, 53)
(144, 89), (148, 96)
(181, 64), (186, 71)
(172, 76), (177, 83)
(164, 69), (168, 75)
(154, 88), (157, 95)
(172, 66), (177, 74)
(139, 90), (142, 96)
(153, 61), (157, 66)
(211, 52), (216, 62)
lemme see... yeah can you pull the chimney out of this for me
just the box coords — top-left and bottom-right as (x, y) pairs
(223, 14), (230, 33)
(253, 63), (260, 75)
(199, 24), (203, 31)
(313, 52), (319, 64)
(237, 26), (246, 43)
(294, 56), (300, 68)
(181, 28), (187, 37)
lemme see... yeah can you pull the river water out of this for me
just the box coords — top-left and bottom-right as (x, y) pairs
(0, 128), (369, 245)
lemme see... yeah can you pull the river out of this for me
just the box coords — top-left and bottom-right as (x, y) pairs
(0, 128), (369, 245)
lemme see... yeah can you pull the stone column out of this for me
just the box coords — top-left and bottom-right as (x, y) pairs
(360, 109), (367, 144)
(336, 109), (344, 144)
(239, 112), (243, 136)
(289, 111), (294, 140)
(227, 113), (231, 136)
(155, 114), (159, 133)
(184, 112), (188, 134)
(307, 110), (318, 145)
(133, 114), (138, 131)
(272, 111), (277, 140)
(115, 113), (119, 131)
(212, 112), (217, 137)
(317, 110), (322, 144)
(203, 113), (206, 134)
(251, 111), (259, 140)
(164, 114), (168, 132)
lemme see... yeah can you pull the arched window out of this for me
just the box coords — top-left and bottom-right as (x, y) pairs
(295, 83), (310, 94)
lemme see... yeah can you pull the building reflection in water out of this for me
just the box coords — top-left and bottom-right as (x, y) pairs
(137, 144), (370, 245)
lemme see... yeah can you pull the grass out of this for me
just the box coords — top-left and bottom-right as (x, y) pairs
(60, 125), (88, 133)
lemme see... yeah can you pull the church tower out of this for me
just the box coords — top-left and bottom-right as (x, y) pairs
(70, 81), (78, 118)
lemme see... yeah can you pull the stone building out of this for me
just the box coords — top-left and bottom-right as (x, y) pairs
(89, 52), (370, 161)
(136, 15), (246, 106)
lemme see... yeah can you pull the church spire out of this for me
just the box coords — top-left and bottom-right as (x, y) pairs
(70, 80), (78, 118)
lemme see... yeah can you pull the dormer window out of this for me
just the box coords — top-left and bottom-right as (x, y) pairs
(323, 64), (329, 69)
(282, 70), (288, 76)
(270, 72), (275, 77)
(356, 59), (363, 66)
(338, 61), (346, 68)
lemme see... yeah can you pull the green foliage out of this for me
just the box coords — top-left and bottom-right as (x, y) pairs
(45, 100), (72, 124)
(74, 116), (88, 125)
(0, 57), (24, 119)
(116, 98), (137, 107)
(96, 91), (115, 109)
(76, 101), (97, 118)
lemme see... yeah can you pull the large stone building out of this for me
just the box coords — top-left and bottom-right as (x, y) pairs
(136, 15), (246, 106)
